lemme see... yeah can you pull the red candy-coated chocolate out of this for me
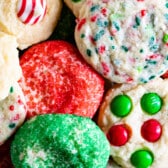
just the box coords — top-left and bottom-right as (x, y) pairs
(141, 119), (162, 142)
(107, 124), (130, 146)
(19, 40), (104, 118)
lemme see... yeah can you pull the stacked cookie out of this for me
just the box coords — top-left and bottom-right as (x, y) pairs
(0, 0), (110, 167)
(0, 0), (62, 145)
(0, 32), (26, 145)
(64, 0), (168, 168)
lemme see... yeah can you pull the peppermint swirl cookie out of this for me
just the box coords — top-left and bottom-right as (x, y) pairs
(11, 114), (110, 168)
(0, 0), (62, 49)
(70, 0), (168, 83)
(98, 77), (168, 168)
(0, 82), (26, 145)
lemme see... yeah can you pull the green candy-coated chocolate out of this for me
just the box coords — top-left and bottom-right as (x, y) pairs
(11, 114), (110, 168)
(163, 34), (168, 43)
(140, 93), (162, 115)
(130, 149), (154, 168)
(110, 95), (132, 117)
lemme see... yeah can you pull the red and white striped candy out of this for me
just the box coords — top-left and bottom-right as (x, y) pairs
(17, 0), (47, 25)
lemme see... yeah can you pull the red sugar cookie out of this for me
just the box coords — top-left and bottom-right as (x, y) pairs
(19, 40), (104, 118)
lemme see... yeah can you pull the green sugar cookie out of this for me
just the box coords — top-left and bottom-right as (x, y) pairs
(10, 114), (110, 168)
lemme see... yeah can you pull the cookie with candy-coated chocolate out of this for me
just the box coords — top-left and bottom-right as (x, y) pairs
(98, 77), (168, 168)
(0, 0), (62, 49)
(19, 40), (104, 118)
(0, 82), (26, 146)
(11, 114), (110, 168)
(65, 0), (168, 84)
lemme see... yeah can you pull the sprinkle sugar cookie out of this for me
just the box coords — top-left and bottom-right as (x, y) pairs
(0, 82), (26, 145)
(98, 77), (168, 168)
(72, 0), (168, 83)
(11, 114), (110, 168)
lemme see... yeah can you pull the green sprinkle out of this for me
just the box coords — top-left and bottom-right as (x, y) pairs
(94, 30), (105, 41)
(135, 16), (141, 26)
(137, 66), (143, 73)
(9, 123), (16, 129)
(139, 78), (147, 83)
(144, 65), (148, 69)
(150, 44), (159, 52)
(104, 21), (109, 27)
(80, 34), (85, 38)
(164, 14), (168, 21)
(112, 21), (120, 31)
(139, 49), (144, 53)
(10, 86), (14, 93)
(111, 46), (115, 50)
(86, 49), (92, 57)
(90, 5), (99, 12)
(149, 75), (156, 80)
(109, 36), (113, 40)
(110, 13), (124, 20)
(165, 3), (168, 8)
(149, 36), (155, 45)
(146, 60), (157, 65)
(163, 34), (168, 43)
(121, 45), (129, 52)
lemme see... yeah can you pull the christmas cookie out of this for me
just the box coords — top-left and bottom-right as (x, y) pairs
(0, 32), (22, 100)
(72, 0), (168, 84)
(98, 77), (168, 168)
(0, 0), (62, 49)
(19, 40), (104, 118)
(11, 114), (110, 168)
(0, 82), (26, 146)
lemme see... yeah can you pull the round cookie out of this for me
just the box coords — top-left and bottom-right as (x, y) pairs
(0, 32), (22, 100)
(11, 114), (110, 168)
(73, 0), (168, 84)
(0, 82), (26, 146)
(19, 40), (104, 118)
(98, 77), (168, 168)
(0, 0), (62, 49)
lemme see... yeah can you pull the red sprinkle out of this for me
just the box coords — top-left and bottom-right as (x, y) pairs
(98, 45), (106, 54)
(161, 70), (168, 79)
(12, 114), (20, 121)
(140, 9), (147, 17)
(107, 124), (130, 146)
(101, 8), (107, 16)
(141, 119), (162, 142)
(89, 35), (96, 45)
(77, 18), (86, 31)
(90, 15), (98, 22)
(9, 105), (14, 111)
(101, 62), (110, 75)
